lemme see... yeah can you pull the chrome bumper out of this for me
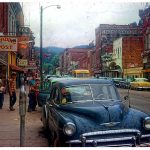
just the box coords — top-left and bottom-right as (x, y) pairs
(66, 129), (150, 147)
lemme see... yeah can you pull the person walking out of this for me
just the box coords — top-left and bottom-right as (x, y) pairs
(8, 72), (17, 111)
(28, 75), (36, 112)
(0, 79), (5, 109)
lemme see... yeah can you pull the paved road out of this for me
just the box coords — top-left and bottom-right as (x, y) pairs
(118, 88), (150, 115)
(0, 88), (48, 147)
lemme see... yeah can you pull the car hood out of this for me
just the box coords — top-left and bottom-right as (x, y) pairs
(58, 101), (127, 125)
(55, 101), (150, 140)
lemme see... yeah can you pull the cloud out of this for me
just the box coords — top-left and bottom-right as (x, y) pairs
(23, 1), (146, 48)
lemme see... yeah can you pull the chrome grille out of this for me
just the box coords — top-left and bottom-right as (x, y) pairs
(66, 129), (150, 147)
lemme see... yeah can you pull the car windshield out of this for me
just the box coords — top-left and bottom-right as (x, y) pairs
(65, 84), (120, 102)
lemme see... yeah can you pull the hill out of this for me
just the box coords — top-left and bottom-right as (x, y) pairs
(34, 46), (65, 54)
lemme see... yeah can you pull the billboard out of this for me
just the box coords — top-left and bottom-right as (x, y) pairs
(0, 37), (17, 52)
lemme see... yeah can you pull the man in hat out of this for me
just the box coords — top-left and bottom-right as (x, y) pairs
(8, 72), (17, 111)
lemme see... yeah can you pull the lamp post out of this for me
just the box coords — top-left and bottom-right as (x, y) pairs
(40, 4), (61, 89)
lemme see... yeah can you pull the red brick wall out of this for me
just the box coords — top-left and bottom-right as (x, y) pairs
(122, 36), (144, 69)
(62, 48), (91, 74)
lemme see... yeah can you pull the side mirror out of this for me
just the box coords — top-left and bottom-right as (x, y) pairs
(124, 95), (129, 101)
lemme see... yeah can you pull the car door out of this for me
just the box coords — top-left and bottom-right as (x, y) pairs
(48, 86), (61, 131)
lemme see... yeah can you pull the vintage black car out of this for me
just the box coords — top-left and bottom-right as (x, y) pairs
(41, 78), (150, 147)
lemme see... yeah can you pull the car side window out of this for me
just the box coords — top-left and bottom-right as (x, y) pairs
(53, 88), (60, 104)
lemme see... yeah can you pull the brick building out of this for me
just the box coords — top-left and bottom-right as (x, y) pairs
(111, 36), (143, 78)
(61, 48), (92, 75)
(139, 6), (150, 79)
(0, 2), (35, 88)
(95, 24), (142, 76)
(0, 2), (24, 88)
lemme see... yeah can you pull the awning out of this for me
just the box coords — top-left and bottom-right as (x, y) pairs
(142, 69), (150, 73)
(9, 64), (24, 72)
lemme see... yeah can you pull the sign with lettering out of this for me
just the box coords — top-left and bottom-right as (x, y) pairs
(18, 59), (28, 66)
(18, 36), (29, 43)
(101, 29), (141, 35)
(99, 24), (142, 35)
(19, 27), (30, 34)
(0, 37), (17, 52)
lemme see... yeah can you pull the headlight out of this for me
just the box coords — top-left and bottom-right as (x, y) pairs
(143, 117), (150, 130)
(63, 122), (76, 136)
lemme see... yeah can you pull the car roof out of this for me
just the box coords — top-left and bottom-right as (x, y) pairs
(53, 78), (113, 87)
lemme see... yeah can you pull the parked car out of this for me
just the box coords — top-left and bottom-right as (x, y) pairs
(130, 78), (150, 90)
(118, 78), (132, 89)
(112, 78), (124, 87)
(41, 78), (150, 147)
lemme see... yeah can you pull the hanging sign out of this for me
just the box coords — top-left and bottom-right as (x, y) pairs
(0, 37), (17, 52)
(18, 59), (28, 66)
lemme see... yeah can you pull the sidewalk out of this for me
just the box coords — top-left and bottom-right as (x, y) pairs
(0, 87), (48, 147)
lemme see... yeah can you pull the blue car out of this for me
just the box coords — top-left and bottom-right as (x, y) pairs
(41, 78), (150, 147)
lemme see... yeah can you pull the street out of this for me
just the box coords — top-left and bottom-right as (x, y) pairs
(118, 88), (150, 115)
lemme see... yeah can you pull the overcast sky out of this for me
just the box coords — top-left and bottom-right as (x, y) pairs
(22, 0), (147, 48)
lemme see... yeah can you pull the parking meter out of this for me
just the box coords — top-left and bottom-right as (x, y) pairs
(19, 85), (27, 116)
(19, 77), (27, 147)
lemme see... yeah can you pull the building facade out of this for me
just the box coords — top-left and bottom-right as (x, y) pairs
(111, 36), (143, 78)
(61, 48), (92, 75)
(139, 6), (150, 79)
(0, 3), (25, 87)
(95, 24), (142, 76)
(0, 2), (35, 88)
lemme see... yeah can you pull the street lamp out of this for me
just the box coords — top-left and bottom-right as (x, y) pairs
(40, 4), (61, 89)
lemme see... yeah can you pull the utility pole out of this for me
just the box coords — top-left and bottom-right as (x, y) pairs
(40, 6), (43, 89)
(40, 5), (60, 89)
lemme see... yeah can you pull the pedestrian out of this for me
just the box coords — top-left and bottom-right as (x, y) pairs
(8, 72), (17, 111)
(0, 79), (5, 109)
(28, 75), (36, 112)
(35, 78), (40, 107)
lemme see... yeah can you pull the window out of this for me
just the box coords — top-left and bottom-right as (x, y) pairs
(51, 88), (60, 104)
(66, 85), (93, 102)
(65, 84), (120, 102)
(53, 88), (60, 104)
(91, 84), (119, 100)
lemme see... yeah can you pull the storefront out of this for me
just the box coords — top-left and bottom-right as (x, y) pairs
(123, 67), (143, 79)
